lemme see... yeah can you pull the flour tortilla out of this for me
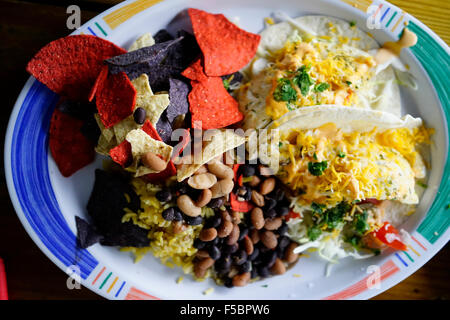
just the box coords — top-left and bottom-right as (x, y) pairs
(239, 15), (401, 130)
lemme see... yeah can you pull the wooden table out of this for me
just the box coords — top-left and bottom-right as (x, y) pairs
(0, 0), (448, 300)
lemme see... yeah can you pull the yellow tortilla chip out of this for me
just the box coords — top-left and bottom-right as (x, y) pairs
(132, 74), (169, 125)
(128, 33), (156, 51)
(113, 116), (139, 144)
(95, 134), (117, 156)
(94, 113), (114, 142)
(176, 130), (246, 181)
(126, 129), (173, 177)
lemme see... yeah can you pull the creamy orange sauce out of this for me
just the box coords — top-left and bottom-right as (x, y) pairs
(374, 28), (418, 65)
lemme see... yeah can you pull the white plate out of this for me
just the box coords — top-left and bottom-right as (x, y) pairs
(5, 0), (450, 300)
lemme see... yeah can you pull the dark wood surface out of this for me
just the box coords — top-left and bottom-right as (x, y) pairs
(0, 0), (448, 300)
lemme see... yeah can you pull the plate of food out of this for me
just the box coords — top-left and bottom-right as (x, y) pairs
(4, 0), (449, 300)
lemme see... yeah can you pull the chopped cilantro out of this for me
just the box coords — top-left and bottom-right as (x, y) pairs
(308, 160), (328, 176)
(222, 79), (230, 90)
(323, 201), (351, 230)
(307, 226), (322, 241)
(286, 103), (295, 111)
(261, 284), (268, 288)
(279, 142), (283, 148)
(417, 181), (428, 188)
(354, 210), (370, 235)
(293, 65), (314, 96)
(347, 235), (361, 249)
(345, 81), (352, 86)
(349, 21), (356, 27)
(447, 204), (450, 209)
(337, 151), (346, 158)
(311, 202), (326, 214)
(314, 82), (330, 92)
(313, 152), (318, 160)
(273, 78), (297, 103)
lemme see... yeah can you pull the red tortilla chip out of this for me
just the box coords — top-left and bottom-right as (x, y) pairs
(88, 65), (109, 102)
(181, 58), (208, 82)
(96, 71), (136, 128)
(188, 77), (243, 129)
(141, 119), (161, 140)
(49, 109), (95, 177)
(188, 8), (260, 76)
(109, 140), (132, 168)
(27, 35), (126, 101)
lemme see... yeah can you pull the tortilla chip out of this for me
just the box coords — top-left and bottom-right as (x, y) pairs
(126, 128), (173, 176)
(176, 129), (245, 181)
(113, 115), (139, 144)
(188, 8), (260, 76)
(49, 109), (95, 177)
(94, 113), (114, 142)
(166, 78), (190, 123)
(128, 33), (156, 51)
(96, 71), (136, 128)
(26, 35), (126, 101)
(95, 134), (117, 156)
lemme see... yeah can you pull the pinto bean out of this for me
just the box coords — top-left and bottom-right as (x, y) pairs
(270, 258), (286, 275)
(226, 224), (240, 245)
(230, 211), (241, 224)
(141, 152), (167, 171)
(177, 194), (202, 217)
(188, 173), (217, 190)
(217, 220), (233, 238)
(260, 230), (277, 249)
(199, 228), (218, 242)
(251, 191), (265, 207)
(264, 217), (282, 231)
(194, 257), (215, 278)
(249, 228), (260, 244)
(210, 179), (234, 198)
(250, 207), (265, 230)
(248, 175), (261, 187)
(243, 236), (254, 255)
(232, 272), (251, 287)
(207, 161), (234, 180)
(195, 189), (212, 207)
(260, 177), (276, 195)
(284, 242), (300, 263)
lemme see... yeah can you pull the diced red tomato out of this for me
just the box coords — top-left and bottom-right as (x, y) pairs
(372, 222), (407, 251)
(285, 210), (301, 222)
(230, 192), (254, 213)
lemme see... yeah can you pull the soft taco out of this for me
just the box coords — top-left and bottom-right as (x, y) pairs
(238, 15), (402, 130)
(267, 105), (432, 261)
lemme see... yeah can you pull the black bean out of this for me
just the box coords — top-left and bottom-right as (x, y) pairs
(276, 222), (288, 235)
(205, 216), (222, 229)
(133, 107), (146, 124)
(264, 198), (277, 211)
(237, 225), (248, 242)
(224, 277), (234, 288)
(193, 238), (206, 250)
(277, 206), (289, 217)
(173, 208), (183, 221)
(248, 247), (260, 261)
(215, 256), (232, 273)
(277, 236), (290, 251)
(274, 189), (285, 201)
(233, 249), (248, 265)
(176, 182), (189, 194)
(211, 237), (220, 246)
(250, 267), (258, 279)
(208, 197), (224, 209)
(162, 208), (175, 221)
(241, 165), (256, 177)
(223, 243), (239, 256)
(183, 215), (203, 226)
(239, 261), (251, 273)
(257, 266), (270, 278)
(156, 190), (172, 203)
(244, 188), (252, 201)
(263, 250), (277, 268)
(208, 245), (221, 260)
(265, 208), (277, 219)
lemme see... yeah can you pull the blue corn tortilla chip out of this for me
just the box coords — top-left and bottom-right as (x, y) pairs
(156, 114), (173, 143)
(164, 30), (200, 69)
(154, 29), (174, 43)
(166, 78), (189, 123)
(86, 169), (149, 247)
(109, 62), (182, 92)
(105, 37), (183, 67)
(75, 216), (103, 249)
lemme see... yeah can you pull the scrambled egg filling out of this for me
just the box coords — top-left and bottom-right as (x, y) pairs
(277, 123), (432, 208)
(263, 36), (376, 120)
